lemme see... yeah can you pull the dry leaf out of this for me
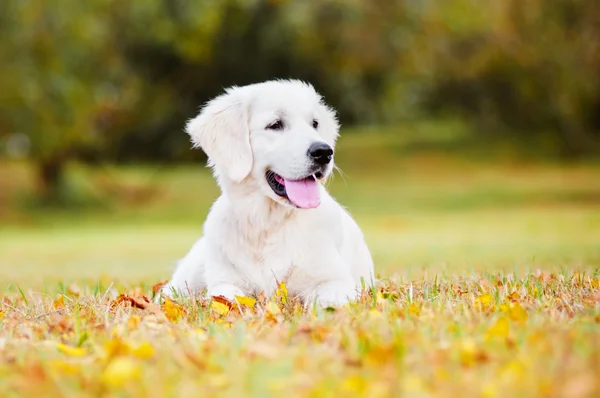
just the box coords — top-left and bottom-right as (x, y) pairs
(102, 357), (141, 387)
(151, 280), (169, 294)
(52, 294), (65, 309)
(507, 291), (521, 302)
(57, 343), (86, 357)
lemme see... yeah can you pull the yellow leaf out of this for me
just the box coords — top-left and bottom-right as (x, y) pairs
(486, 317), (509, 342)
(266, 301), (281, 315)
(49, 360), (80, 375)
(57, 343), (86, 357)
(498, 359), (527, 381)
(127, 315), (141, 330)
(211, 300), (230, 316)
(341, 375), (367, 392)
(474, 294), (494, 311)
(102, 358), (140, 387)
(130, 342), (155, 359)
(235, 295), (256, 308)
(163, 298), (185, 322)
(0, 310), (5, 320)
(508, 302), (528, 323)
(104, 337), (130, 358)
(53, 294), (65, 309)
(265, 301), (282, 323)
(407, 303), (420, 317)
(276, 282), (288, 304)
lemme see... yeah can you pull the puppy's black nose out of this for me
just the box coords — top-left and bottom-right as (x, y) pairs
(308, 142), (333, 166)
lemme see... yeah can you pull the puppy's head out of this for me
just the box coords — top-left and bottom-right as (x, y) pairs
(186, 80), (339, 209)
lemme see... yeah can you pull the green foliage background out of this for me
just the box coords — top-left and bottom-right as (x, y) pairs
(1, 0), (599, 199)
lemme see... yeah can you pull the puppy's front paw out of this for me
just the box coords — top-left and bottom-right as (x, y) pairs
(312, 281), (359, 308)
(207, 284), (246, 302)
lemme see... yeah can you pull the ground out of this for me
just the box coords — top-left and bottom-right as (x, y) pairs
(0, 131), (599, 397)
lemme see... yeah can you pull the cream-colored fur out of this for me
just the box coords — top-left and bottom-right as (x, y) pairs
(162, 80), (374, 306)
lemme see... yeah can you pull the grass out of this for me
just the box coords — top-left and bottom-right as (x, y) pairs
(0, 130), (599, 397)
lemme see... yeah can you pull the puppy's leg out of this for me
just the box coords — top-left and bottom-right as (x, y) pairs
(162, 238), (207, 298)
(312, 279), (359, 307)
(207, 284), (246, 301)
(203, 246), (248, 301)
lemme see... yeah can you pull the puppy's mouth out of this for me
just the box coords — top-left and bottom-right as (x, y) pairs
(266, 170), (323, 209)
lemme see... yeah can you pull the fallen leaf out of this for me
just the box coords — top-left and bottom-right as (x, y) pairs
(67, 285), (81, 297)
(341, 375), (367, 392)
(211, 300), (230, 317)
(265, 301), (282, 323)
(127, 315), (141, 330)
(507, 291), (521, 302)
(486, 317), (509, 342)
(110, 294), (152, 311)
(235, 295), (256, 308)
(130, 342), (155, 359)
(49, 359), (80, 375)
(104, 337), (130, 359)
(57, 343), (86, 357)
(508, 302), (528, 323)
(474, 294), (494, 311)
(52, 294), (65, 309)
(102, 358), (141, 387)
(407, 303), (420, 317)
(276, 282), (288, 304)
(151, 280), (169, 294)
(163, 298), (186, 322)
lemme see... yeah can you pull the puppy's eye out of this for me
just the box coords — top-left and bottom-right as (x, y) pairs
(266, 120), (284, 130)
(312, 119), (319, 129)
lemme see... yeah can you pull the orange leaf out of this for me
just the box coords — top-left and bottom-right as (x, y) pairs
(110, 294), (153, 311)
(53, 294), (65, 309)
(151, 280), (169, 294)
(507, 291), (521, 302)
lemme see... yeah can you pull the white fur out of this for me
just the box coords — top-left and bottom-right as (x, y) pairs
(162, 80), (374, 307)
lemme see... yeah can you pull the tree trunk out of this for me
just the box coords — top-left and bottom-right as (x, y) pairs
(37, 157), (65, 203)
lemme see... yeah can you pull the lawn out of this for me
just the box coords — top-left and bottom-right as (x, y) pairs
(0, 131), (599, 397)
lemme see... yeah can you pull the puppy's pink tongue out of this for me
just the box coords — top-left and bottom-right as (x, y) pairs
(284, 177), (320, 209)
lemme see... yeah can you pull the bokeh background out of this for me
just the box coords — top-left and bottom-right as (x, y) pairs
(1, 0), (599, 289)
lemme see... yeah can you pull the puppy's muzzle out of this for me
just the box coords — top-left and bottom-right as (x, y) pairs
(308, 142), (333, 167)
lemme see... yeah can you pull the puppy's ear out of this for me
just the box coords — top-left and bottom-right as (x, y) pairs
(186, 89), (252, 182)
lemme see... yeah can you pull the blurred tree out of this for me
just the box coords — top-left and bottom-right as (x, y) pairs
(420, 0), (600, 156)
(1, 0), (599, 205)
(0, 0), (141, 202)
